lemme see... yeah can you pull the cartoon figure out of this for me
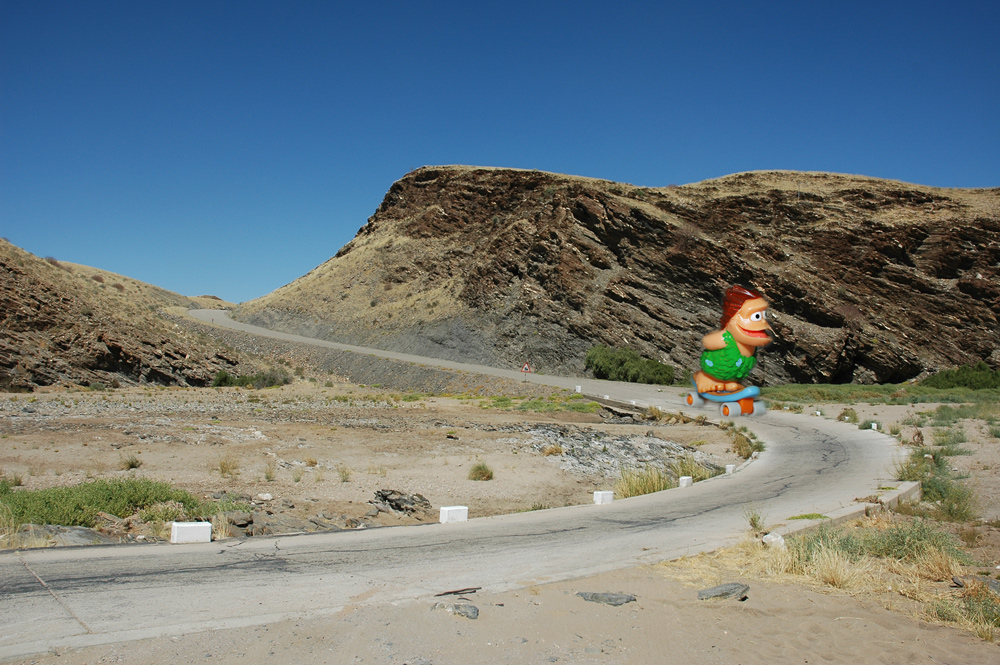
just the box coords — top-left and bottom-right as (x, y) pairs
(685, 284), (772, 417)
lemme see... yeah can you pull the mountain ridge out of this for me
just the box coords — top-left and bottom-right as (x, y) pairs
(233, 166), (1000, 384)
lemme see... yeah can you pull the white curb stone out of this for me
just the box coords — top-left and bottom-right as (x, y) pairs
(594, 491), (614, 504)
(440, 506), (468, 523)
(679, 476), (693, 488)
(725, 464), (736, 475)
(170, 521), (212, 544)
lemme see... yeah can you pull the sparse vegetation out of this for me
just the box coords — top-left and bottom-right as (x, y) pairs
(725, 425), (764, 458)
(585, 345), (675, 385)
(761, 382), (1000, 406)
(212, 369), (291, 389)
(894, 447), (976, 522)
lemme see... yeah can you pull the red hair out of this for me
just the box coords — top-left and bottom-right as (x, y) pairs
(720, 284), (764, 329)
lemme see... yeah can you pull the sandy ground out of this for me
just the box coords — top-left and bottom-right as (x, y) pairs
(0, 382), (737, 534)
(3, 384), (1000, 662)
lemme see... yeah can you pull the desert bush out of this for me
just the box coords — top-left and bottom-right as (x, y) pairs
(112, 283), (125, 292)
(922, 362), (1000, 390)
(585, 345), (675, 385)
(542, 444), (563, 456)
(468, 462), (494, 481)
(91, 274), (105, 283)
(838, 408), (858, 423)
(263, 460), (277, 482)
(118, 454), (142, 470)
(138, 500), (187, 523)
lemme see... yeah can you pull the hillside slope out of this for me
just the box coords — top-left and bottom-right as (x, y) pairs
(235, 166), (1000, 384)
(1, 240), (244, 391)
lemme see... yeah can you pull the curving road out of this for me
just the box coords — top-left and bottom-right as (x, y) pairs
(0, 311), (902, 660)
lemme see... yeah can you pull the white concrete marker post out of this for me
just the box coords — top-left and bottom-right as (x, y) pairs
(679, 476), (693, 488)
(593, 491), (614, 504)
(725, 464), (736, 475)
(170, 521), (212, 544)
(440, 506), (468, 523)
(871, 422), (878, 430)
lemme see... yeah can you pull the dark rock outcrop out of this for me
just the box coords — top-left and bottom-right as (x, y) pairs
(1, 240), (249, 390)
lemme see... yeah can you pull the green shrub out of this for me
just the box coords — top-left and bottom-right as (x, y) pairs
(792, 519), (970, 565)
(0, 478), (201, 527)
(585, 345), (675, 385)
(922, 362), (1000, 390)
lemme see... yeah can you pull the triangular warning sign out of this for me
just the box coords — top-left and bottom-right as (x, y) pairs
(521, 363), (532, 373)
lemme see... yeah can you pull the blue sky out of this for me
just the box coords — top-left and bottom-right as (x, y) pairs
(2, 1), (998, 303)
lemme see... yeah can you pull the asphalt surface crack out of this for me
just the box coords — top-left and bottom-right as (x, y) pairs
(17, 552), (93, 634)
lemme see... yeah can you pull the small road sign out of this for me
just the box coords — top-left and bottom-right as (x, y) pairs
(521, 363), (531, 373)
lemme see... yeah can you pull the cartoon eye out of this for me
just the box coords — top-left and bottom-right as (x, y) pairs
(750, 311), (764, 322)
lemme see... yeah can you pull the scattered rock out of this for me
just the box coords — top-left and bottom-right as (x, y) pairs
(576, 592), (636, 606)
(256, 493), (273, 501)
(432, 602), (479, 620)
(952, 575), (1000, 595)
(223, 511), (252, 527)
(762, 533), (786, 549)
(369, 489), (432, 515)
(698, 583), (749, 601)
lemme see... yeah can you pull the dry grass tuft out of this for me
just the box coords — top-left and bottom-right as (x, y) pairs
(810, 546), (868, 589)
(542, 444), (563, 456)
(217, 453), (240, 479)
(119, 454), (142, 470)
(211, 514), (233, 540)
(615, 464), (675, 498)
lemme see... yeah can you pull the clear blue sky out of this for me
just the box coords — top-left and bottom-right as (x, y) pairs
(3, 1), (998, 303)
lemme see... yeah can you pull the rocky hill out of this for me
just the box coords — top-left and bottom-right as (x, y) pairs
(1, 239), (248, 391)
(236, 166), (1000, 384)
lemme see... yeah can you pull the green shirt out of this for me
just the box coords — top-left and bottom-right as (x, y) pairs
(699, 330), (756, 381)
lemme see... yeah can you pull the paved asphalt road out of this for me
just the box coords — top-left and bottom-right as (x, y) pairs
(0, 311), (902, 660)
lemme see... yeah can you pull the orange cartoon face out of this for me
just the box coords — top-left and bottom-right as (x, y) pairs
(725, 297), (772, 348)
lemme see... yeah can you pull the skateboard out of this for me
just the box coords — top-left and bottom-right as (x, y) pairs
(684, 381), (766, 418)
